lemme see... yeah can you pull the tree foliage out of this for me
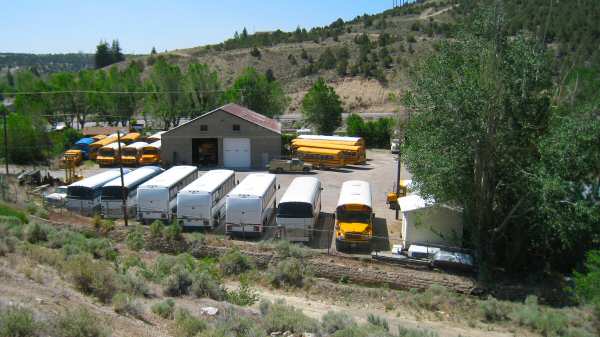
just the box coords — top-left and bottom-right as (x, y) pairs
(94, 40), (125, 69)
(301, 78), (342, 135)
(346, 113), (394, 148)
(224, 67), (289, 118)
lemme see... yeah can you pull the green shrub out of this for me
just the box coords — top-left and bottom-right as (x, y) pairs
(24, 222), (51, 243)
(322, 311), (355, 334)
(115, 254), (147, 274)
(367, 314), (389, 332)
(226, 278), (258, 306)
(191, 271), (226, 300)
(92, 214), (102, 231)
(163, 222), (182, 241)
(0, 203), (28, 224)
(219, 249), (253, 276)
(408, 284), (450, 311)
(574, 250), (600, 306)
(163, 265), (193, 296)
(99, 219), (115, 235)
(274, 240), (310, 259)
(397, 326), (439, 337)
(174, 309), (207, 337)
(119, 267), (150, 297)
(480, 296), (511, 322)
(0, 306), (39, 337)
(126, 226), (144, 251)
(203, 307), (266, 337)
(112, 292), (142, 318)
(65, 254), (117, 303)
(151, 299), (175, 319)
(261, 300), (319, 334)
(54, 308), (109, 337)
(26, 201), (38, 215)
(149, 220), (164, 238)
(331, 324), (393, 337)
(35, 208), (48, 220)
(269, 257), (305, 288)
(511, 295), (569, 336)
(0, 236), (17, 256)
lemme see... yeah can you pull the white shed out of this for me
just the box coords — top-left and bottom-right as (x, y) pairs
(399, 194), (463, 247)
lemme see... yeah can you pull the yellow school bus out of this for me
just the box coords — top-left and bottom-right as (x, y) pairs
(96, 142), (125, 167)
(91, 134), (107, 142)
(120, 132), (141, 145)
(89, 134), (118, 160)
(335, 180), (373, 251)
(139, 140), (161, 165)
(297, 135), (365, 147)
(295, 147), (345, 169)
(291, 139), (366, 164)
(121, 141), (149, 166)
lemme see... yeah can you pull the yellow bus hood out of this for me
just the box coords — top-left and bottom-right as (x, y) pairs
(338, 222), (370, 233)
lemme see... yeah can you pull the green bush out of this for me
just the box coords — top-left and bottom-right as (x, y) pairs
(397, 327), (439, 337)
(115, 254), (147, 274)
(322, 311), (355, 334)
(0, 236), (17, 256)
(219, 249), (253, 276)
(163, 265), (193, 296)
(65, 254), (117, 303)
(126, 226), (144, 251)
(54, 308), (109, 337)
(163, 222), (182, 241)
(0, 203), (28, 224)
(407, 285), (450, 312)
(574, 250), (600, 306)
(480, 296), (511, 322)
(269, 257), (305, 288)
(331, 324), (393, 337)
(202, 307), (266, 337)
(274, 240), (310, 259)
(149, 220), (164, 238)
(112, 292), (142, 318)
(191, 271), (226, 300)
(24, 222), (51, 244)
(151, 299), (175, 319)
(0, 306), (39, 337)
(511, 295), (569, 337)
(226, 278), (258, 306)
(174, 309), (207, 337)
(119, 267), (150, 297)
(261, 300), (319, 334)
(367, 314), (389, 332)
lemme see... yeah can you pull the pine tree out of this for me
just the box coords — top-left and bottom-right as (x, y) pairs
(111, 40), (125, 63)
(95, 41), (112, 69)
(151, 47), (157, 55)
(242, 27), (248, 39)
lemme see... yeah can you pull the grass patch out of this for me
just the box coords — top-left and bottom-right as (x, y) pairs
(149, 220), (164, 238)
(191, 270), (226, 301)
(322, 311), (356, 334)
(112, 292), (142, 318)
(54, 308), (109, 337)
(64, 254), (118, 303)
(260, 299), (319, 334)
(174, 308), (207, 337)
(151, 299), (176, 319)
(126, 226), (144, 251)
(268, 257), (306, 288)
(219, 248), (253, 276)
(0, 306), (39, 337)
(367, 314), (389, 332)
(226, 277), (259, 306)
(0, 202), (28, 224)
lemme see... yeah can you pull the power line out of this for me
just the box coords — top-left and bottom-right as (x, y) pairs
(0, 89), (244, 96)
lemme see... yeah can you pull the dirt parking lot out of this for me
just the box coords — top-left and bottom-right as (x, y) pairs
(45, 149), (410, 254)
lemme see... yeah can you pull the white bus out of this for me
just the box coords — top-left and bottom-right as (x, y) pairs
(276, 177), (322, 242)
(335, 180), (374, 250)
(66, 169), (131, 216)
(176, 169), (236, 229)
(101, 166), (163, 218)
(137, 165), (198, 223)
(225, 173), (277, 236)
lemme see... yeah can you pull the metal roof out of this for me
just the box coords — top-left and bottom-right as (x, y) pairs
(82, 126), (128, 136)
(228, 173), (276, 198)
(124, 142), (149, 150)
(69, 169), (130, 189)
(103, 166), (163, 188)
(279, 177), (321, 205)
(165, 103), (281, 135)
(336, 180), (372, 209)
(180, 169), (235, 194)
(398, 194), (429, 212)
(139, 165), (197, 189)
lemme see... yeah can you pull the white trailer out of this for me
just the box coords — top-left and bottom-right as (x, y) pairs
(66, 169), (131, 216)
(100, 166), (163, 218)
(136, 165), (197, 223)
(225, 173), (277, 235)
(176, 169), (236, 229)
(276, 177), (322, 242)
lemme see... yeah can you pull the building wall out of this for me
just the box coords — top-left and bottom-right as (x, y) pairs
(401, 206), (463, 247)
(161, 109), (281, 168)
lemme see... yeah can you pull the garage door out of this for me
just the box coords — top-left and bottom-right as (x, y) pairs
(223, 138), (251, 168)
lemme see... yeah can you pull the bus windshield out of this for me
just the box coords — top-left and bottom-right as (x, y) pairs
(277, 202), (313, 218)
(99, 148), (115, 157)
(123, 148), (137, 157)
(336, 208), (371, 223)
(143, 148), (158, 155)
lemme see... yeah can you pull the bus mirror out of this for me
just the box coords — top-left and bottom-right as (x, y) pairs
(320, 187), (324, 191)
(278, 184), (281, 190)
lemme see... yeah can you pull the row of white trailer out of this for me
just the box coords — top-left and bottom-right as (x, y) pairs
(65, 166), (340, 241)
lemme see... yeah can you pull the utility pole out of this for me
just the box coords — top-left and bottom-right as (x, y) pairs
(116, 131), (128, 227)
(3, 108), (8, 176)
(395, 145), (401, 220)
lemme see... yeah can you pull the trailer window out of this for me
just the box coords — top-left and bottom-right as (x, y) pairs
(277, 202), (313, 218)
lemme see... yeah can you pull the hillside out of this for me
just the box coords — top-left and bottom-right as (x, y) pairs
(0, 52), (94, 74)
(119, 0), (456, 115)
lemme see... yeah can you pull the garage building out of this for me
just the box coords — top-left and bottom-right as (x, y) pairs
(161, 103), (281, 169)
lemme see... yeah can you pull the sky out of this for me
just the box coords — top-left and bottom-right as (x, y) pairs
(1, 0), (401, 54)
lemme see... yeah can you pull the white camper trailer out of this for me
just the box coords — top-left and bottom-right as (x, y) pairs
(136, 166), (197, 223)
(67, 169), (131, 216)
(100, 166), (163, 218)
(176, 169), (236, 229)
(225, 173), (277, 236)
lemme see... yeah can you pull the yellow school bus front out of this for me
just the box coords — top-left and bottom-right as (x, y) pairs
(335, 203), (373, 250)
